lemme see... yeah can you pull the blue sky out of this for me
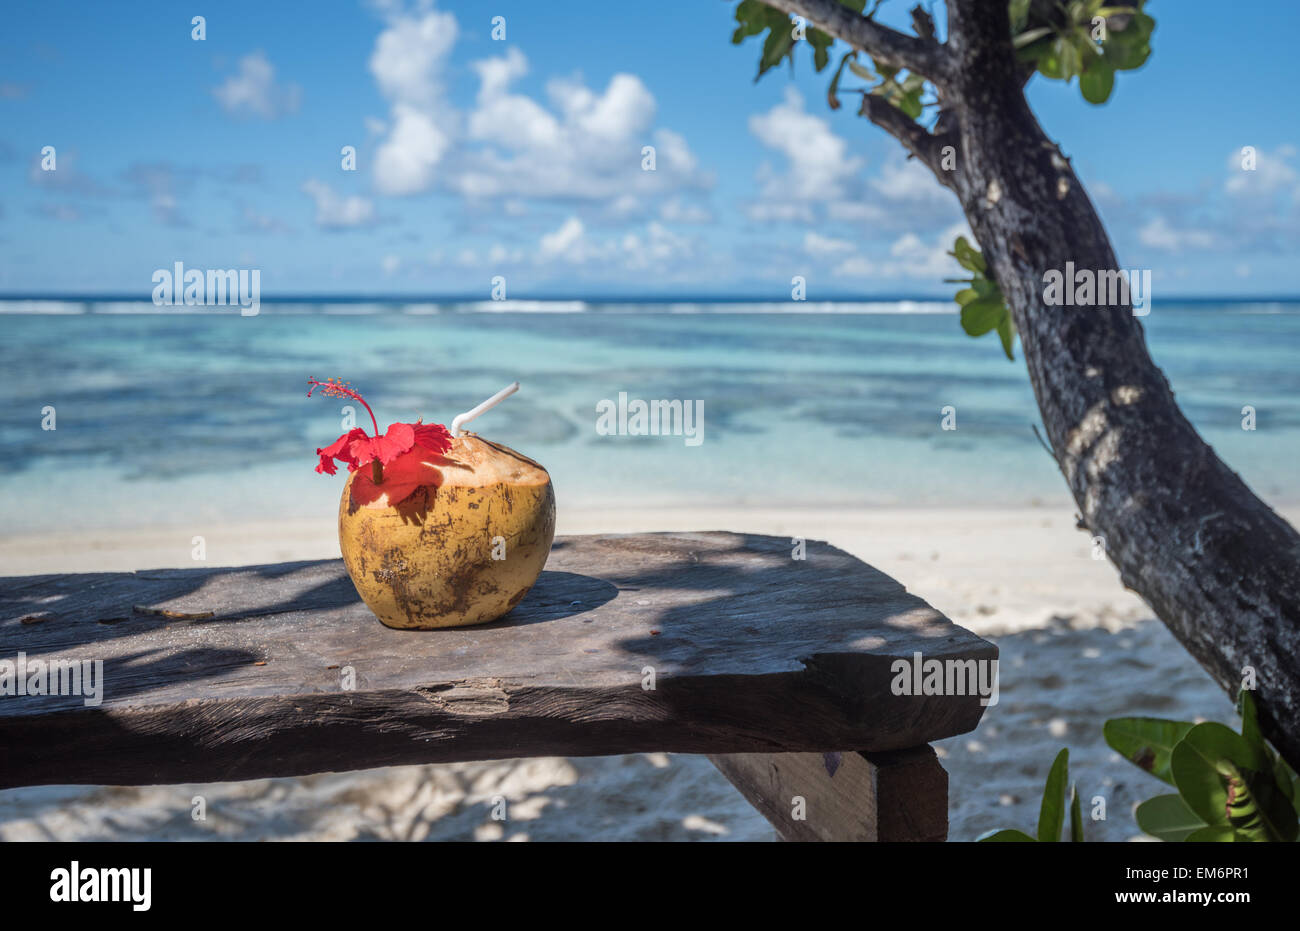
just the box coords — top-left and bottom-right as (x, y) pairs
(1, 0), (1298, 297)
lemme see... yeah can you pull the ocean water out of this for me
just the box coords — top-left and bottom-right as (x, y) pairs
(1, 298), (1298, 533)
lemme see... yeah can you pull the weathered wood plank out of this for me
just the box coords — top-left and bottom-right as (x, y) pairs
(708, 746), (949, 842)
(0, 532), (995, 788)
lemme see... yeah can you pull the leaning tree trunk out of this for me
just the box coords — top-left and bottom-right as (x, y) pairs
(765, 0), (1300, 767)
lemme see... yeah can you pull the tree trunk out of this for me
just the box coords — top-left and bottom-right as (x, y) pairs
(942, 2), (1300, 767)
(763, 0), (1300, 767)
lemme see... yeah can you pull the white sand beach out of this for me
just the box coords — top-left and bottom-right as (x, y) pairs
(0, 502), (1266, 841)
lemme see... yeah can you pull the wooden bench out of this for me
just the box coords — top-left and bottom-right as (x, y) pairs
(0, 532), (996, 841)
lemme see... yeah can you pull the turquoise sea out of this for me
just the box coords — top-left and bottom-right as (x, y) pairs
(1, 298), (1298, 533)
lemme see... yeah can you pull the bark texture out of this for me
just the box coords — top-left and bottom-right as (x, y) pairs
(760, 0), (1300, 767)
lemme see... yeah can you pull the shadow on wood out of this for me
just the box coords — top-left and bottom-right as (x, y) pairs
(0, 533), (995, 790)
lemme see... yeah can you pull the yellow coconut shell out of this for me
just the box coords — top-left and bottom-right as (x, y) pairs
(338, 434), (556, 629)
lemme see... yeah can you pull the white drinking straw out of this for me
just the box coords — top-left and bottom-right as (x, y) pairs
(451, 381), (520, 436)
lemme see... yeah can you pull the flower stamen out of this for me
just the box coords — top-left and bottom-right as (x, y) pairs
(308, 377), (380, 437)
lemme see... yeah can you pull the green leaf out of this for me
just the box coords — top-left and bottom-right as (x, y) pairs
(1069, 785), (1084, 842)
(1171, 722), (1296, 842)
(1038, 748), (1070, 842)
(1013, 27), (1054, 49)
(1079, 60), (1115, 103)
(960, 298), (1005, 337)
(1135, 794), (1205, 842)
(758, 21), (796, 79)
(730, 0), (770, 43)
(808, 28), (833, 72)
(949, 236), (986, 273)
(827, 51), (854, 110)
(1101, 12), (1154, 70)
(996, 313), (1016, 360)
(1237, 689), (1265, 752)
(954, 287), (979, 307)
(976, 828), (1037, 842)
(1273, 752), (1297, 805)
(1103, 716), (1195, 785)
(898, 89), (923, 119)
(1009, 0), (1032, 32)
(847, 59), (876, 81)
(1016, 36), (1054, 67)
(1057, 37), (1082, 81)
(1184, 825), (1249, 842)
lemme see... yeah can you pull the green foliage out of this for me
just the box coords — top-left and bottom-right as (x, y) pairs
(1106, 690), (1300, 842)
(726, 1), (1158, 355)
(1134, 794), (1203, 842)
(1013, 0), (1155, 104)
(730, 0), (865, 80)
(1101, 716), (1194, 785)
(977, 749), (1082, 841)
(946, 237), (1015, 360)
(732, 0), (932, 122)
(976, 691), (1300, 842)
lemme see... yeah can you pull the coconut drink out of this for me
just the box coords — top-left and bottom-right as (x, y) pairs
(309, 378), (555, 630)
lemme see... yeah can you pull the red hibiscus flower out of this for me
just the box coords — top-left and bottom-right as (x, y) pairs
(308, 377), (453, 505)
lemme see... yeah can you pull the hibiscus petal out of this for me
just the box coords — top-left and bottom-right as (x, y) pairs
(412, 421), (453, 455)
(349, 447), (444, 507)
(374, 422), (416, 464)
(348, 435), (378, 467)
(316, 428), (367, 472)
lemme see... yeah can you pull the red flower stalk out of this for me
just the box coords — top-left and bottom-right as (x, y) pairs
(308, 377), (453, 505)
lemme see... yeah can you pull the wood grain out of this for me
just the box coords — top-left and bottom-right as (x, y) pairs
(0, 532), (995, 788)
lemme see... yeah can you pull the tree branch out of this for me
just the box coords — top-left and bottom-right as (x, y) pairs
(858, 94), (957, 188)
(761, 0), (951, 85)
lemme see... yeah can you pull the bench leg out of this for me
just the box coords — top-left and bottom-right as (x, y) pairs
(707, 745), (948, 842)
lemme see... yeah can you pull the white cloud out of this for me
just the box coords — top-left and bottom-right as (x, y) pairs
(832, 256), (877, 277)
(1138, 216), (1214, 251)
(361, 11), (709, 208)
(539, 216), (590, 263)
(369, 6), (459, 196)
(447, 48), (708, 202)
(374, 103), (451, 196)
(1225, 145), (1298, 198)
(745, 89), (959, 233)
(623, 222), (694, 269)
(535, 216), (697, 270)
(302, 179), (376, 229)
(748, 87), (861, 202)
(803, 231), (854, 256)
(871, 156), (949, 205)
(214, 52), (301, 119)
(833, 222), (970, 280)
